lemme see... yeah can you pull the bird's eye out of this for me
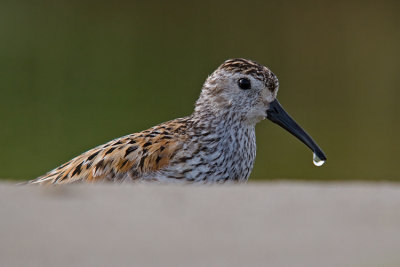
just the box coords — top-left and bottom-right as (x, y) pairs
(238, 78), (251, 90)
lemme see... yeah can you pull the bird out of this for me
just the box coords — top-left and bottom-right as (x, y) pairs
(27, 58), (326, 185)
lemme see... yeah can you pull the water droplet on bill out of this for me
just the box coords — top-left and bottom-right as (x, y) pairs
(313, 152), (325, 167)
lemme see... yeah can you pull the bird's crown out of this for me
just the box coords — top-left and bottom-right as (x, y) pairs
(218, 58), (279, 93)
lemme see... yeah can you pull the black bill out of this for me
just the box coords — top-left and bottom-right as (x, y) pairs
(266, 99), (327, 161)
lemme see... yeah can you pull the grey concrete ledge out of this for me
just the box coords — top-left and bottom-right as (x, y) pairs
(1, 182), (400, 267)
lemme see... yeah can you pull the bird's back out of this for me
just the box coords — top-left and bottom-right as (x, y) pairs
(29, 118), (190, 185)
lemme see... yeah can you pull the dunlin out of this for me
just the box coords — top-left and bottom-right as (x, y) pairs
(29, 58), (326, 185)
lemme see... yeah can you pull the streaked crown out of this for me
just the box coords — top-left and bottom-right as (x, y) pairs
(218, 58), (279, 93)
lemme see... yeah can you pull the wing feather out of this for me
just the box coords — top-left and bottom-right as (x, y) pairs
(28, 119), (188, 185)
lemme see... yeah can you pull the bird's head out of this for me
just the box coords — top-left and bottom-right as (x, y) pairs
(196, 58), (278, 125)
(195, 58), (327, 164)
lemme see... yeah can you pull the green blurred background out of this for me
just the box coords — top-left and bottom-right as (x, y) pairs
(0, 0), (399, 181)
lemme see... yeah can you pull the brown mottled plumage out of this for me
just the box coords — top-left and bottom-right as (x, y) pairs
(28, 58), (326, 185)
(31, 119), (189, 185)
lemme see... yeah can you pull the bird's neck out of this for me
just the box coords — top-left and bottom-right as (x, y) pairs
(189, 105), (257, 182)
(190, 104), (254, 135)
